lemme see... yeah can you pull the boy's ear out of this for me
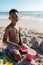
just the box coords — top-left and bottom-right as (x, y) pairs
(9, 17), (10, 19)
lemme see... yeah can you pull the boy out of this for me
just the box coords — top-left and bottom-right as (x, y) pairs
(3, 9), (37, 63)
(3, 9), (23, 62)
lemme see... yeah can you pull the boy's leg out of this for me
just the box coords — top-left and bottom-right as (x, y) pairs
(12, 49), (22, 62)
(7, 46), (22, 62)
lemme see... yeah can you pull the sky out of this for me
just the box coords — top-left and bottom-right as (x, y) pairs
(0, 0), (43, 11)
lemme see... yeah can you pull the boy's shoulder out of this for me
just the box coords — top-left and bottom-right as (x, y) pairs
(5, 24), (12, 31)
(15, 25), (21, 31)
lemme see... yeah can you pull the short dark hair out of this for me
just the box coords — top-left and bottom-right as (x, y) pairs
(9, 9), (18, 15)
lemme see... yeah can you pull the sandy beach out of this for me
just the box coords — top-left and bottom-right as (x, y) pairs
(0, 15), (43, 65)
(0, 15), (43, 33)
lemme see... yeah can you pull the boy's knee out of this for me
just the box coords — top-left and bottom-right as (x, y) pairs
(13, 53), (21, 62)
(13, 50), (22, 61)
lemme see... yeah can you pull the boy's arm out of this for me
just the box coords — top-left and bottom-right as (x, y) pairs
(3, 29), (21, 50)
(19, 27), (29, 49)
(19, 27), (23, 46)
(3, 29), (8, 44)
(7, 41), (21, 50)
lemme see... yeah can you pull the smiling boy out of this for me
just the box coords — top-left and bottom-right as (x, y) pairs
(3, 9), (23, 62)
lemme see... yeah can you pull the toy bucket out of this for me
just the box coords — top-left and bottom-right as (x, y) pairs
(26, 48), (37, 61)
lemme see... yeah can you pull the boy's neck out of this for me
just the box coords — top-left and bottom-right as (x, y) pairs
(10, 23), (16, 27)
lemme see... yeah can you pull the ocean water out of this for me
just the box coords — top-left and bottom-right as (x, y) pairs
(0, 11), (43, 17)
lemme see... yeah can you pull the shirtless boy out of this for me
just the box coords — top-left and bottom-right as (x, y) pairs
(3, 9), (23, 62)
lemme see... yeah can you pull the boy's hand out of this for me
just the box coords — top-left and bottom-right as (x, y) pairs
(7, 40), (21, 50)
(15, 45), (21, 50)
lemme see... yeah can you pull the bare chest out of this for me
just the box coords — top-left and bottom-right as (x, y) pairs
(8, 26), (20, 43)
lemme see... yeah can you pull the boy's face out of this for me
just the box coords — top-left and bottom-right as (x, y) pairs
(9, 12), (19, 25)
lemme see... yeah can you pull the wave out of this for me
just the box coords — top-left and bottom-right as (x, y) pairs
(0, 11), (43, 18)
